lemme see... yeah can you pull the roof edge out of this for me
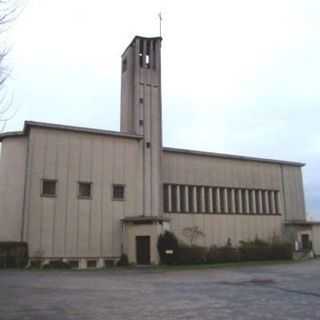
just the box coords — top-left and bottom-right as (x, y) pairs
(1, 121), (143, 141)
(163, 147), (305, 167)
(0, 131), (24, 142)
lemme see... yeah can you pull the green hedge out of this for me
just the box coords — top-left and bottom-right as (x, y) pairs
(157, 233), (294, 265)
(157, 231), (179, 265)
(207, 245), (240, 263)
(177, 245), (207, 265)
(239, 239), (293, 261)
(0, 242), (28, 269)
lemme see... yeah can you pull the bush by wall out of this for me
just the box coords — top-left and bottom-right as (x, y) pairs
(207, 241), (240, 263)
(177, 245), (207, 265)
(239, 238), (293, 261)
(0, 242), (28, 269)
(117, 253), (129, 266)
(157, 231), (179, 265)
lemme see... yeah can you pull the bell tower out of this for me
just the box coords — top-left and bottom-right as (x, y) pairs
(120, 36), (162, 216)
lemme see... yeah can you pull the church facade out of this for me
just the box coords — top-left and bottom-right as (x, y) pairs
(0, 36), (318, 267)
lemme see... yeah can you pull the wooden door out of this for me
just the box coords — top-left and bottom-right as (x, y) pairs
(136, 236), (151, 265)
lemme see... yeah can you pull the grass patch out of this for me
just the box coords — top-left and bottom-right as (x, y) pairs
(155, 259), (299, 272)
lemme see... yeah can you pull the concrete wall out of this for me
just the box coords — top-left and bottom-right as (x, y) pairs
(168, 214), (282, 247)
(312, 225), (320, 256)
(280, 165), (306, 221)
(23, 127), (143, 258)
(162, 150), (306, 245)
(0, 137), (27, 241)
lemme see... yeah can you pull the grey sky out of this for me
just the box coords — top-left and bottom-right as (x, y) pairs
(3, 0), (320, 218)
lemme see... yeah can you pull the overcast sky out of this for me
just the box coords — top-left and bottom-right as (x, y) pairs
(3, 0), (320, 218)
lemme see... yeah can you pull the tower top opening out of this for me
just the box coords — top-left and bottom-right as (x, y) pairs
(121, 36), (162, 57)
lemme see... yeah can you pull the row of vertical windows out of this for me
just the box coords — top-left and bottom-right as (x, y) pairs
(41, 179), (125, 201)
(163, 184), (281, 215)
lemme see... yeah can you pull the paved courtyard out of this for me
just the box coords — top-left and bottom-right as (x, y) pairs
(0, 260), (320, 320)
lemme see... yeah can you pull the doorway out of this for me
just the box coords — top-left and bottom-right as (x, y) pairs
(301, 234), (310, 250)
(136, 236), (151, 265)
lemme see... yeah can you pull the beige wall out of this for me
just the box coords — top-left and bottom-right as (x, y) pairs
(281, 165), (306, 221)
(162, 151), (306, 245)
(23, 127), (143, 258)
(0, 137), (27, 241)
(312, 225), (320, 256)
(168, 214), (282, 247)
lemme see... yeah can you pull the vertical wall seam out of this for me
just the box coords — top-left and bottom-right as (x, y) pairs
(21, 135), (30, 241)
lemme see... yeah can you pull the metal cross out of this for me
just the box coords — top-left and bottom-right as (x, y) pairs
(158, 12), (162, 37)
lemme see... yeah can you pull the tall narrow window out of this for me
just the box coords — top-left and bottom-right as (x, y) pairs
(171, 185), (177, 212)
(122, 58), (127, 73)
(152, 40), (157, 69)
(146, 40), (151, 68)
(275, 191), (280, 214)
(163, 184), (169, 212)
(113, 184), (125, 201)
(180, 185), (186, 212)
(139, 39), (144, 67)
(196, 187), (202, 213)
(188, 187), (194, 213)
(241, 189), (247, 213)
(41, 179), (57, 197)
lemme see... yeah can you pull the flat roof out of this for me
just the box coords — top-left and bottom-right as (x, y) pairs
(285, 220), (320, 226)
(0, 121), (143, 142)
(0, 121), (305, 168)
(163, 147), (305, 167)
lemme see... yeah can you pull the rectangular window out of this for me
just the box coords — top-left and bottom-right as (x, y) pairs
(113, 184), (125, 201)
(188, 187), (194, 213)
(163, 184), (169, 212)
(78, 182), (92, 199)
(171, 185), (177, 212)
(220, 188), (225, 213)
(41, 179), (57, 197)
(241, 189), (247, 213)
(205, 187), (210, 213)
(275, 191), (280, 214)
(262, 190), (267, 214)
(268, 191), (274, 214)
(196, 187), (202, 213)
(180, 185), (186, 212)
(255, 190), (260, 214)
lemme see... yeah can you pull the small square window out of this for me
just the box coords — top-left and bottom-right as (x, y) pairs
(78, 182), (92, 199)
(41, 179), (57, 197)
(113, 184), (125, 201)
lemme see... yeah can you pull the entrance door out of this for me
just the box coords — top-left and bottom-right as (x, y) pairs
(301, 234), (310, 250)
(136, 236), (151, 265)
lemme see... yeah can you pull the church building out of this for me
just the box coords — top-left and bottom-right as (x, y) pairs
(0, 36), (319, 267)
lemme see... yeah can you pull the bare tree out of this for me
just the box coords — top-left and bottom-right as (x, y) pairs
(182, 226), (205, 246)
(0, 0), (23, 132)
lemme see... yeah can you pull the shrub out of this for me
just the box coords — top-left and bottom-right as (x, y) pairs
(177, 244), (207, 265)
(239, 238), (271, 261)
(42, 260), (72, 269)
(117, 254), (129, 266)
(157, 231), (179, 265)
(207, 242), (240, 263)
(0, 242), (28, 269)
(239, 238), (293, 261)
(270, 241), (293, 260)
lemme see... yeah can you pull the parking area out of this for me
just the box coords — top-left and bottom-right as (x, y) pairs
(0, 260), (320, 320)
